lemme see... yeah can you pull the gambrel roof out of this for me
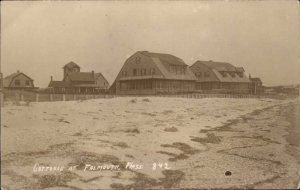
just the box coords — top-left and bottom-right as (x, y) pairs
(3, 72), (34, 87)
(120, 51), (197, 81)
(191, 60), (250, 83)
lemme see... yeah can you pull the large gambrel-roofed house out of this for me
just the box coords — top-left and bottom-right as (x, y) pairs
(48, 62), (109, 94)
(190, 60), (251, 94)
(111, 51), (197, 95)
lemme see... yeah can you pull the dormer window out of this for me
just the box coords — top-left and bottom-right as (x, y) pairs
(204, 72), (210, 77)
(220, 71), (227, 77)
(170, 65), (186, 75)
(196, 72), (202, 78)
(237, 72), (243, 78)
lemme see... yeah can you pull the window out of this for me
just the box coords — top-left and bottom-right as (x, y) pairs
(220, 72), (227, 77)
(204, 72), (210, 77)
(150, 68), (155, 75)
(141, 69), (146, 76)
(230, 72), (235, 77)
(135, 57), (141, 64)
(180, 67), (186, 74)
(25, 80), (30, 86)
(196, 72), (202, 78)
(122, 70), (127, 77)
(15, 79), (20, 86)
(133, 69), (137, 76)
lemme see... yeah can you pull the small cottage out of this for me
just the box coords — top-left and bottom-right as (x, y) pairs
(3, 71), (36, 90)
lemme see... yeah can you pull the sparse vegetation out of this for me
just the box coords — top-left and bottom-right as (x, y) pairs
(164, 127), (178, 132)
(190, 133), (222, 144)
(142, 98), (151, 102)
(125, 128), (140, 134)
(130, 99), (137, 103)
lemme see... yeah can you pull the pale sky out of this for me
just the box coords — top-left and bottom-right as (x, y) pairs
(1, 0), (299, 87)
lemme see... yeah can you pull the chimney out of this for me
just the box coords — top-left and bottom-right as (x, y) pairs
(51, 76), (53, 81)
(249, 74), (251, 79)
(92, 70), (95, 77)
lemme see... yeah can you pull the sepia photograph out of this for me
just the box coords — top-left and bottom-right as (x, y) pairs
(0, 0), (299, 189)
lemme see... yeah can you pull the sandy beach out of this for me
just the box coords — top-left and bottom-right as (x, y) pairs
(1, 97), (299, 189)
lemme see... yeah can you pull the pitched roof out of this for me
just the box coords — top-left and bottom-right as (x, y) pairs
(3, 72), (34, 87)
(66, 72), (94, 82)
(140, 51), (186, 66)
(48, 81), (68, 88)
(63, 61), (80, 69)
(94, 72), (109, 84)
(250, 78), (262, 83)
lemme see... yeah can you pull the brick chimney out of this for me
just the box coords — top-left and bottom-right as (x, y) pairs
(51, 76), (53, 81)
(92, 70), (95, 77)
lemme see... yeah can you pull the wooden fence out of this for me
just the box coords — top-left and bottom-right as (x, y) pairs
(2, 89), (294, 103)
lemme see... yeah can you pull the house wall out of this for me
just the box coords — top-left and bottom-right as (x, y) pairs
(64, 66), (80, 78)
(195, 81), (250, 94)
(8, 74), (34, 88)
(95, 75), (109, 89)
(117, 79), (195, 95)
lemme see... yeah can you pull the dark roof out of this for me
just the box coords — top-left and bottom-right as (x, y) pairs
(63, 61), (80, 69)
(3, 72), (34, 87)
(250, 78), (262, 83)
(140, 51), (186, 66)
(66, 72), (94, 82)
(48, 81), (68, 87)
(199, 61), (237, 71)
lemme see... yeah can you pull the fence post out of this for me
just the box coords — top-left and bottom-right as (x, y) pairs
(62, 94), (66, 101)
(21, 94), (24, 102)
(36, 93), (39, 102)
(50, 94), (53, 101)
(73, 94), (76, 100)
(0, 91), (3, 107)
